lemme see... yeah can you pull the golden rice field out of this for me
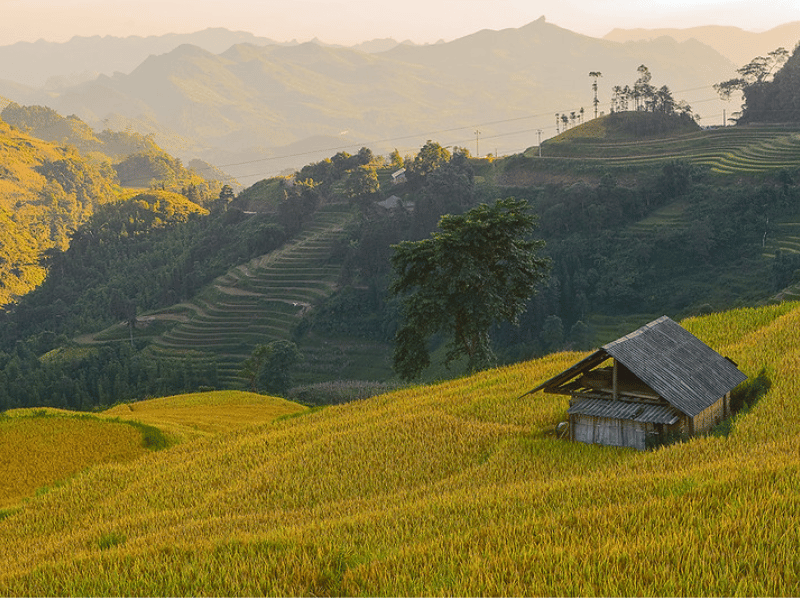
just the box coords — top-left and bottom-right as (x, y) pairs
(0, 392), (306, 509)
(1, 304), (800, 596)
(0, 410), (146, 508)
(102, 390), (308, 441)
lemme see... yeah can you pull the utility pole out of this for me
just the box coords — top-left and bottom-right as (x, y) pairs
(537, 129), (543, 157)
(475, 129), (481, 157)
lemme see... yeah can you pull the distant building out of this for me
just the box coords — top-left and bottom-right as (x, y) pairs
(524, 316), (747, 450)
(377, 195), (402, 210)
(390, 168), (406, 185)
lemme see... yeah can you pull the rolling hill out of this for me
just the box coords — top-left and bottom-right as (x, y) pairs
(0, 391), (305, 508)
(8, 115), (800, 410)
(0, 117), (118, 304)
(0, 105), (228, 308)
(0, 28), (286, 89)
(528, 114), (800, 175)
(0, 302), (798, 596)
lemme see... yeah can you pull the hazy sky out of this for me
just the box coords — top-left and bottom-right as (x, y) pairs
(3, 0), (800, 46)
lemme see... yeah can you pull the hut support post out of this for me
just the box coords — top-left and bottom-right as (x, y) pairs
(613, 359), (619, 401)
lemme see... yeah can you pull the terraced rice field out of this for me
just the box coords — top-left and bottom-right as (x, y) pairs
(763, 217), (800, 301)
(147, 203), (357, 387)
(764, 220), (800, 258)
(626, 200), (690, 235)
(535, 124), (800, 175)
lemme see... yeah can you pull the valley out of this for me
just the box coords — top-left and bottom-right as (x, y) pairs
(4, 112), (800, 408)
(2, 13), (800, 597)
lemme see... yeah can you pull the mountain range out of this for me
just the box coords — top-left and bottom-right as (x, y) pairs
(0, 17), (795, 185)
(604, 21), (800, 68)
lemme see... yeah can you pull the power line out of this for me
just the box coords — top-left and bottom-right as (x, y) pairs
(0, 83), (735, 186)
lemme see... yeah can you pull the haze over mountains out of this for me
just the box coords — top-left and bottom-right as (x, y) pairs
(604, 21), (800, 68)
(1, 17), (796, 185)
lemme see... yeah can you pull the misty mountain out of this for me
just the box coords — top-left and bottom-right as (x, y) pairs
(2, 18), (737, 185)
(604, 22), (800, 68)
(0, 28), (418, 90)
(0, 28), (284, 89)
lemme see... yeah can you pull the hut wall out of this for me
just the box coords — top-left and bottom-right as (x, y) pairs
(691, 395), (726, 434)
(570, 414), (648, 450)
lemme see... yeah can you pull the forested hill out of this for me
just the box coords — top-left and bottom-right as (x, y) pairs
(0, 107), (225, 306)
(736, 43), (800, 124)
(0, 117), (117, 305)
(4, 114), (800, 413)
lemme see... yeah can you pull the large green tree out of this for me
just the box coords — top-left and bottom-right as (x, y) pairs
(240, 340), (303, 395)
(390, 197), (550, 380)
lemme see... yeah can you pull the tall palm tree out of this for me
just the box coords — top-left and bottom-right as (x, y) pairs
(589, 71), (602, 118)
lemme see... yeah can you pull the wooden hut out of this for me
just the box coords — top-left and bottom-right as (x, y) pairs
(525, 316), (747, 450)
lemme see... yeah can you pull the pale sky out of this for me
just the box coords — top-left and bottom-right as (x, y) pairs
(2, 0), (800, 46)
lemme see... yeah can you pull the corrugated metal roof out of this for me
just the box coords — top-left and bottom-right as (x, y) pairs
(602, 316), (746, 417)
(568, 398), (680, 425)
(524, 316), (747, 418)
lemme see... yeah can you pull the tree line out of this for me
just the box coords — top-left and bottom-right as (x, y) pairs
(3, 131), (800, 409)
(610, 65), (693, 117)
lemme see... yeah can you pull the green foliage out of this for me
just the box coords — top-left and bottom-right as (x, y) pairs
(390, 197), (549, 379)
(540, 315), (564, 352)
(343, 165), (380, 205)
(114, 150), (187, 188)
(98, 532), (127, 551)
(241, 341), (303, 395)
(0, 341), (222, 412)
(2, 102), (222, 202)
(406, 140), (451, 183)
(1, 103), (161, 159)
(6, 129), (800, 409)
(772, 249), (800, 291)
(715, 47), (792, 122)
(295, 147), (374, 191)
(277, 180), (321, 235)
(234, 178), (284, 212)
(609, 65), (694, 118)
(289, 380), (400, 406)
(310, 284), (397, 341)
(0, 121), (120, 305)
(1, 103), (99, 151)
(125, 420), (171, 451)
(1, 197), (288, 350)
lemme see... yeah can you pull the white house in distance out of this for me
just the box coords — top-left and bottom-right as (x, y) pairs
(390, 168), (406, 185)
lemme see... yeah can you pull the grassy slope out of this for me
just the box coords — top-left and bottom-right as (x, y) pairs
(507, 116), (800, 186)
(0, 392), (306, 509)
(0, 410), (147, 508)
(89, 201), (396, 388)
(1, 302), (799, 596)
(102, 390), (307, 441)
